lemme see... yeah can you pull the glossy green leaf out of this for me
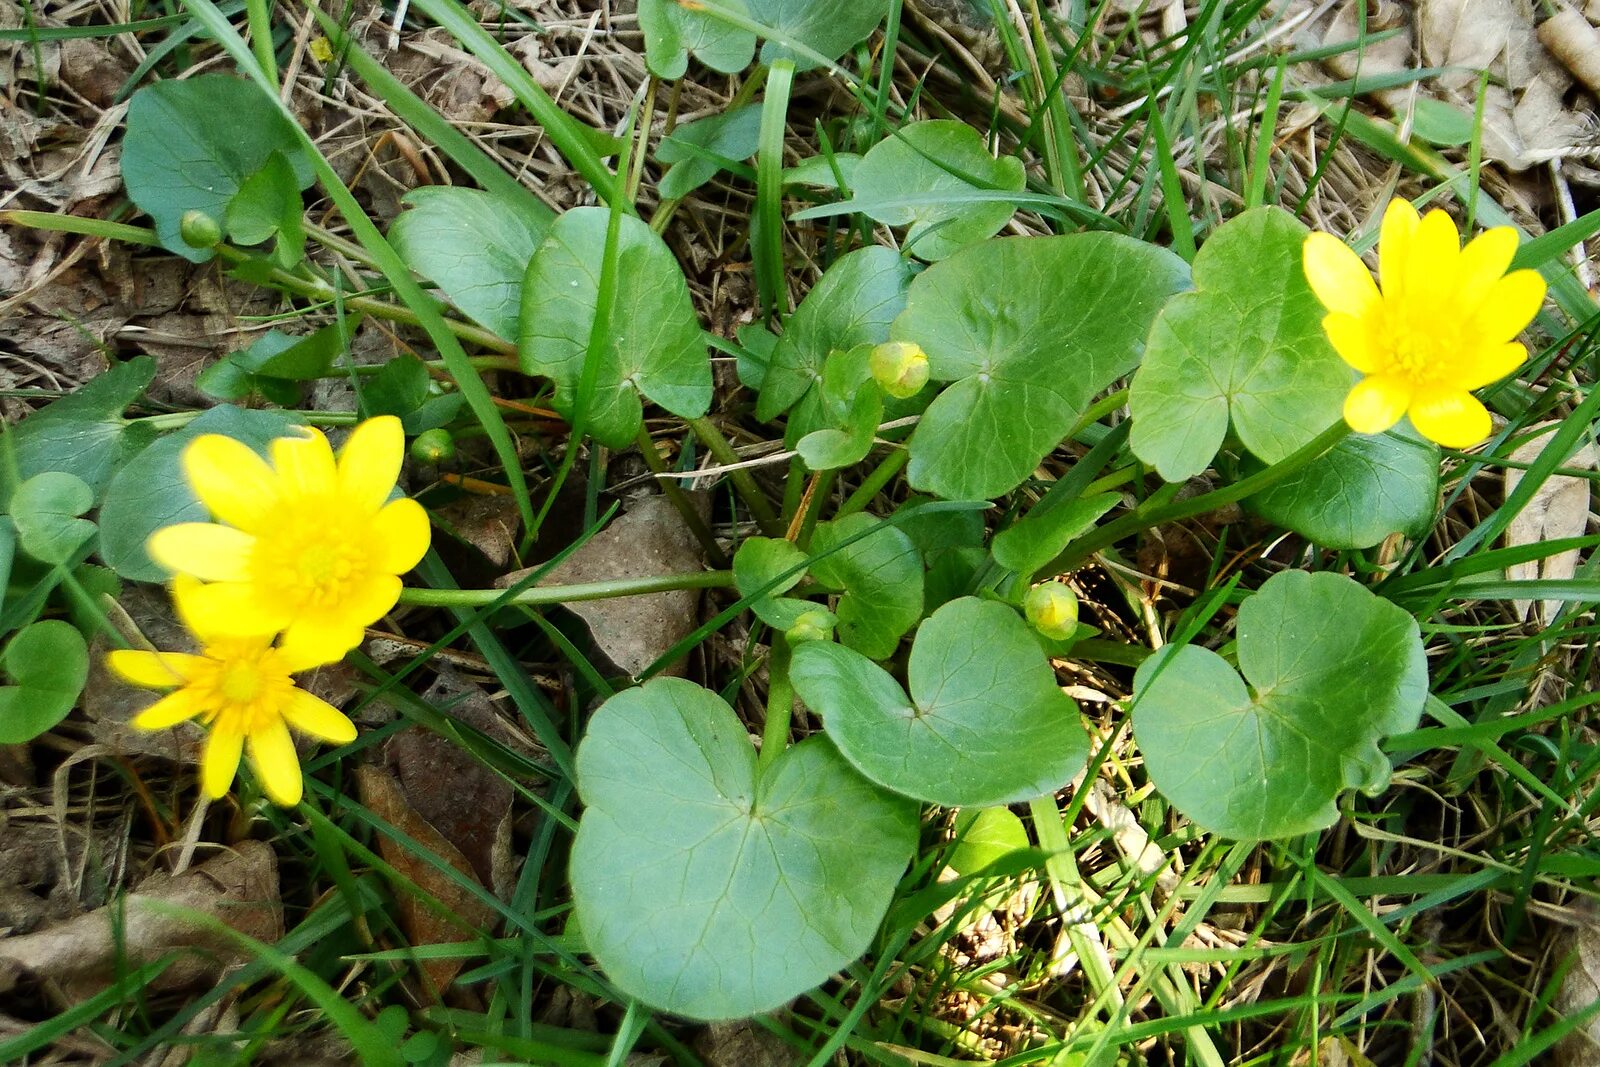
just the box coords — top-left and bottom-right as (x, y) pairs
(949, 807), (1030, 874)
(224, 150), (306, 268)
(808, 514), (923, 659)
(992, 492), (1119, 578)
(639, 0), (756, 79)
(197, 319), (355, 403)
(1411, 98), (1475, 146)
(0, 357), (156, 501)
(390, 187), (549, 343)
(791, 597), (1088, 806)
(733, 535), (809, 628)
(0, 621), (90, 744)
(1131, 570), (1427, 840)
(893, 233), (1190, 500)
(795, 344), (883, 470)
(1246, 430), (1439, 549)
(98, 406), (296, 581)
(852, 120), (1026, 261)
(520, 207), (711, 447)
(570, 677), (917, 1019)
(657, 105), (762, 201)
(121, 74), (313, 263)
(9, 472), (95, 565)
(361, 354), (464, 435)
(756, 247), (914, 428)
(1128, 207), (1348, 482)
(746, 0), (890, 69)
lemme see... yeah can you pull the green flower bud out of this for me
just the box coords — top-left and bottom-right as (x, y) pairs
(870, 341), (930, 400)
(179, 210), (223, 249)
(1025, 581), (1078, 641)
(409, 427), (456, 464)
(784, 609), (835, 646)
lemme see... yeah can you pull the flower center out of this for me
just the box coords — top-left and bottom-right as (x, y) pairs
(219, 662), (265, 703)
(193, 639), (295, 732)
(249, 500), (372, 612)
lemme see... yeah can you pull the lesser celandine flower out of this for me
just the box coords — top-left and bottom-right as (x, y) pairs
(1025, 581), (1078, 641)
(109, 576), (356, 805)
(147, 416), (430, 663)
(1302, 199), (1546, 449)
(870, 340), (930, 400)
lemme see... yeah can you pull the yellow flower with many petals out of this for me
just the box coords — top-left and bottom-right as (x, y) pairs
(109, 577), (356, 805)
(1302, 199), (1546, 448)
(147, 415), (430, 663)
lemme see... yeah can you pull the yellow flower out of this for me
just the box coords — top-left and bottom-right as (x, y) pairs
(1302, 199), (1546, 448)
(869, 340), (930, 400)
(108, 577), (356, 806)
(1024, 580), (1078, 640)
(147, 416), (430, 663)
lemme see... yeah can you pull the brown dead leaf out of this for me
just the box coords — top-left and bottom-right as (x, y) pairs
(356, 766), (497, 996)
(1419, 0), (1519, 92)
(498, 492), (709, 678)
(436, 493), (523, 568)
(1505, 422), (1596, 623)
(692, 1020), (802, 1067)
(0, 841), (281, 997)
(1553, 905), (1600, 1065)
(58, 38), (130, 108)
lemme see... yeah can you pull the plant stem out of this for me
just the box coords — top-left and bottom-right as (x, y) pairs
(635, 425), (729, 568)
(837, 448), (909, 518)
(397, 570), (734, 608)
(757, 642), (793, 775)
(1047, 421), (1351, 573)
(687, 416), (784, 537)
(131, 409), (361, 431)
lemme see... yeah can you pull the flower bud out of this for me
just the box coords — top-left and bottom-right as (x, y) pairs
(870, 341), (930, 400)
(409, 427), (456, 464)
(179, 210), (222, 250)
(1025, 581), (1078, 641)
(784, 609), (835, 646)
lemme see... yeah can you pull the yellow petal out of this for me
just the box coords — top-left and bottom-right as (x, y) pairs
(1322, 312), (1379, 373)
(281, 689), (357, 744)
(172, 575), (289, 643)
(279, 616), (367, 666)
(1473, 269), (1546, 344)
(1302, 233), (1379, 317)
(1378, 198), (1420, 296)
(183, 435), (279, 532)
(1406, 209), (1462, 307)
(371, 498), (430, 573)
(147, 523), (256, 583)
(338, 416), (404, 514)
(1458, 341), (1526, 391)
(1408, 388), (1491, 449)
(108, 650), (203, 689)
(1343, 375), (1411, 434)
(248, 716), (303, 806)
(1456, 227), (1519, 302)
(131, 688), (206, 730)
(271, 427), (337, 498)
(275, 640), (347, 675)
(202, 724), (245, 798)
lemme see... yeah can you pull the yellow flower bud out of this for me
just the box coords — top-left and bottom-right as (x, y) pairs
(1025, 581), (1078, 640)
(870, 341), (930, 400)
(785, 609), (835, 646)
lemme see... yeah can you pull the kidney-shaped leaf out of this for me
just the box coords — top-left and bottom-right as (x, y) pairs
(746, 0), (890, 69)
(0, 621), (90, 744)
(892, 233), (1190, 500)
(570, 677), (917, 1020)
(521, 207), (711, 448)
(1246, 430), (1439, 549)
(808, 515), (922, 659)
(391, 187), (549, 343)
(852, 120), (1026, 261)
(639, 0), (756, 79)
(792, 596), (1087, 807)
(1128, 207), (1348, 482)
(10, 472), (96, 565)
(1131, 570), (1427, 841)
(122, 75), (313, 263)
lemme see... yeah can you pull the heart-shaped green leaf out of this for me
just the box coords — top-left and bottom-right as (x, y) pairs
(390, 187), (549, 343)
(756, 247), (915, 427)
(809, 515), (923, 659)
(851, 120), (1026, 261)
(656, 105), (762, 200)
(746, 0), (890, 69)
(949, 807), (1030, 874)
(1131, 570), (1427, 840)
(361, 355), (464, 435)
(9, 472), (96, 565)
(0, 621), (90, 744)
(121, 75), (313, 263)
(224, 150), (306, 268)
(792, 597), (1088, 806)
(2, 357), (156, 502)
(570, 677), (917, 1019)
(796, 344), (884, 470)
(639, 0), (756, 79)
(520, 207), (711, 447)
(1246, 430), (1439, 549)
(1128, 207), (1349, 482)
(991, 492), (1119, 579)
(733, 535), (814, 629)
(892, 233), (1190, 500)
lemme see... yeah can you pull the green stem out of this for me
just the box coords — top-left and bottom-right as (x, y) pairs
(1047, 421), (1351, 573)
(687, 416), (784, 537)
(635, 426), (728, 568)
(132, 409), (360, 432)
(397, 570), (734, 608)
(837, 449), (909, 518)
(757, 642), (793, 775)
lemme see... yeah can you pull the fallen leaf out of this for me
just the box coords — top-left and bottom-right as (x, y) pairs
(1505, 422), (1596, 624)
(497, 493), (708, 678)
(692, 1020), (802, 1067)
(0, 840), (281, 997)
(1554, 906), (1600, 1066)
(435, 493), (523, 568)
